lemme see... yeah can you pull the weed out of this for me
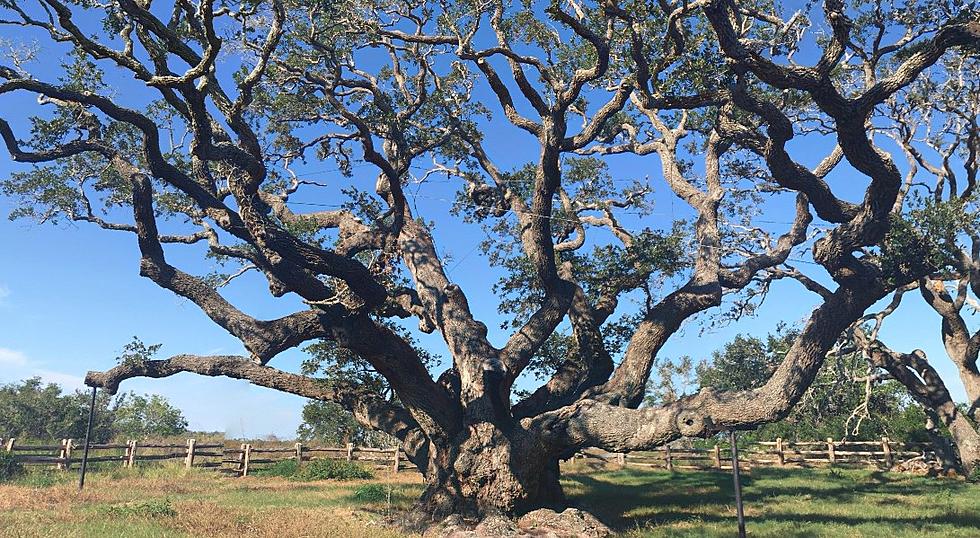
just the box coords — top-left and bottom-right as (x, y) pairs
(104, 498), (177, 518)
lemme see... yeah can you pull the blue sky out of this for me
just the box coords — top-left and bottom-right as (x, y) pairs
(0, 5), (972, 439)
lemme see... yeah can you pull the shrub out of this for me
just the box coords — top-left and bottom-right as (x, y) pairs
(252, 459), (299, 478)
(250, 458), (373, 480)
(0, 451), (24, 482)
(298, 459), (373, 481)
(351, 483), (389, 503)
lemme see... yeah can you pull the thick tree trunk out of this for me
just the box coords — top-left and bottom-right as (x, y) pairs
(415, 424), (564, 520)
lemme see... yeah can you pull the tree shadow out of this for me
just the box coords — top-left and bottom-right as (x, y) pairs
(562, 467), (980, 533)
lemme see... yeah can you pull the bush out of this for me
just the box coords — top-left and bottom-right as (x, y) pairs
(250, 458), (372, 480)
(251, 459), (300, 478)
(351, 483), (390, 503)
(298, 459), (373, 481)
(0, 451), (24, 482)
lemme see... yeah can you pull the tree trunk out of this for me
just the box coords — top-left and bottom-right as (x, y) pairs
(415, 423), (565, 520)
(946, 413), (980, 476)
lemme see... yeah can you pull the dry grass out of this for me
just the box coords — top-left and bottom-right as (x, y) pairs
(3, 463), (980, 537)
(0, 464), (423, 538)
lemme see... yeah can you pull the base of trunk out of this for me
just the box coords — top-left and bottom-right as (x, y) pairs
(415, 423), (566, 520)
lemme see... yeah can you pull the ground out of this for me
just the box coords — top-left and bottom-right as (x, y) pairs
(1, 463), (978, 537)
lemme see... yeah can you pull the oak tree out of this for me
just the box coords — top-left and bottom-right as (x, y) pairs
(2, 0), (978, 523)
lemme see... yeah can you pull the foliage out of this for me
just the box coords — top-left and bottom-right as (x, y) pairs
(295, 459), (373, 481)
(880, 194), (980, 284)
(297, 400), (393, 447)
(0, 451), (24, 482)
(0, 377), (116, 442)
(252, 458), (373, 481)
(111, 393), (188, 439)
(104, 499), (177, 519)
(351, 483), (391, 503)
(250, 459), (299, 478)
(648, 330), (932, 442)
(0, 377), (187, 442)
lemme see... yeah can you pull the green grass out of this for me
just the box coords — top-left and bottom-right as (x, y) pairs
(561, 466), (980, 537)
(1, 464), (979, 537)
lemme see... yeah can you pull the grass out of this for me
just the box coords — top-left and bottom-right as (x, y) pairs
(1, 462), (978, 537)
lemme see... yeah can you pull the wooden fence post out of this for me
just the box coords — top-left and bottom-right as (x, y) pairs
(881, 437), (893, 468)
(127, 440), (138, 468)
(185, 438), (196, 468)
(826, 438), (836, 465)
(392, 447), (400, 473)
(5, 438), (15, 452)
(64, 439), (74, 471)
(616, 452), (626, 467)
(295, 442), (303, 465)
(776, 437), (785, 466)
(241, 444), (252, 477)
(236, 443), (247, 476)
(714, 444), (722, 469)
(664, 445), (673, 472)
(346, 443), (354, 462)
(123, 440), (131, 467)
(57, 439), (68, 470)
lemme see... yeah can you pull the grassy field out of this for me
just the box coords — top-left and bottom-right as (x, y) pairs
(1, 463), (978, 537)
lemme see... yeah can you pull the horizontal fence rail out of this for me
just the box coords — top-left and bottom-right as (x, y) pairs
(2, 436), (938, 477)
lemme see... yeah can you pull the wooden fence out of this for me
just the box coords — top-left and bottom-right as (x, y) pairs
(3, 436), (936, 476)
(1, 437), (407, 476)
(575, 437), (936, 471)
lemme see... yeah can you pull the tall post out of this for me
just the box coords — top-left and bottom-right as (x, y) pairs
(346, 442), (354, 462)
(392, 447), (400, 473)
(295, 442), (303, 466)
(78, 386), (97, 491)
(826, 437), (836, 465)
(776, 437), (785, 466)
(713, 444), (722, 469)
(729, 431), (746, 538)
(5, 437), (15, 452)
(664, 444), (673, 472)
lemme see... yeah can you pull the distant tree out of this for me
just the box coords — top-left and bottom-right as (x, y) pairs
(112, 392), (189, 439)
(653, 332), (931, 442)
(0, 377), (187, 441)
(0, 377), (114, 442)
(297, 401), (393, 447)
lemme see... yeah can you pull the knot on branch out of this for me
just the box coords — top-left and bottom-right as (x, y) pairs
(675, 410), (713, 437)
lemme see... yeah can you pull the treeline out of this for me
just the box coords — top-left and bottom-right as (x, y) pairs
(0, 377), (188, 442)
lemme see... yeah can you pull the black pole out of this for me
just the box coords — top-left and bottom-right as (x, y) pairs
(729, 430), (746, 538)
(78, 386), (97, 491)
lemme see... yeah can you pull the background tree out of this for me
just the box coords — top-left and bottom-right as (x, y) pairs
(111, 393), (189, 439)
(0, 377), (188, 442)
(1, 0), (976, 524)
(665, 331), (931, 442)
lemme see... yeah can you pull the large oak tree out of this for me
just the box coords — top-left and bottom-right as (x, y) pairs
(1, 0), (977, 522)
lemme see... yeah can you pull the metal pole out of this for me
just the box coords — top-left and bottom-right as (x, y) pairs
(729, 430), (746, 538)
(78, 386), (97, 491)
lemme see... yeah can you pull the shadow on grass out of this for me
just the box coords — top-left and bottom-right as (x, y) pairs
(562, 467), (980, 533)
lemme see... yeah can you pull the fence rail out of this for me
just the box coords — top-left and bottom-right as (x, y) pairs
(2, 435), (936, 476)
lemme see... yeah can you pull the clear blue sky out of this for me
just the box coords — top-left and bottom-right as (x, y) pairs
(0, 8), (969, 439)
